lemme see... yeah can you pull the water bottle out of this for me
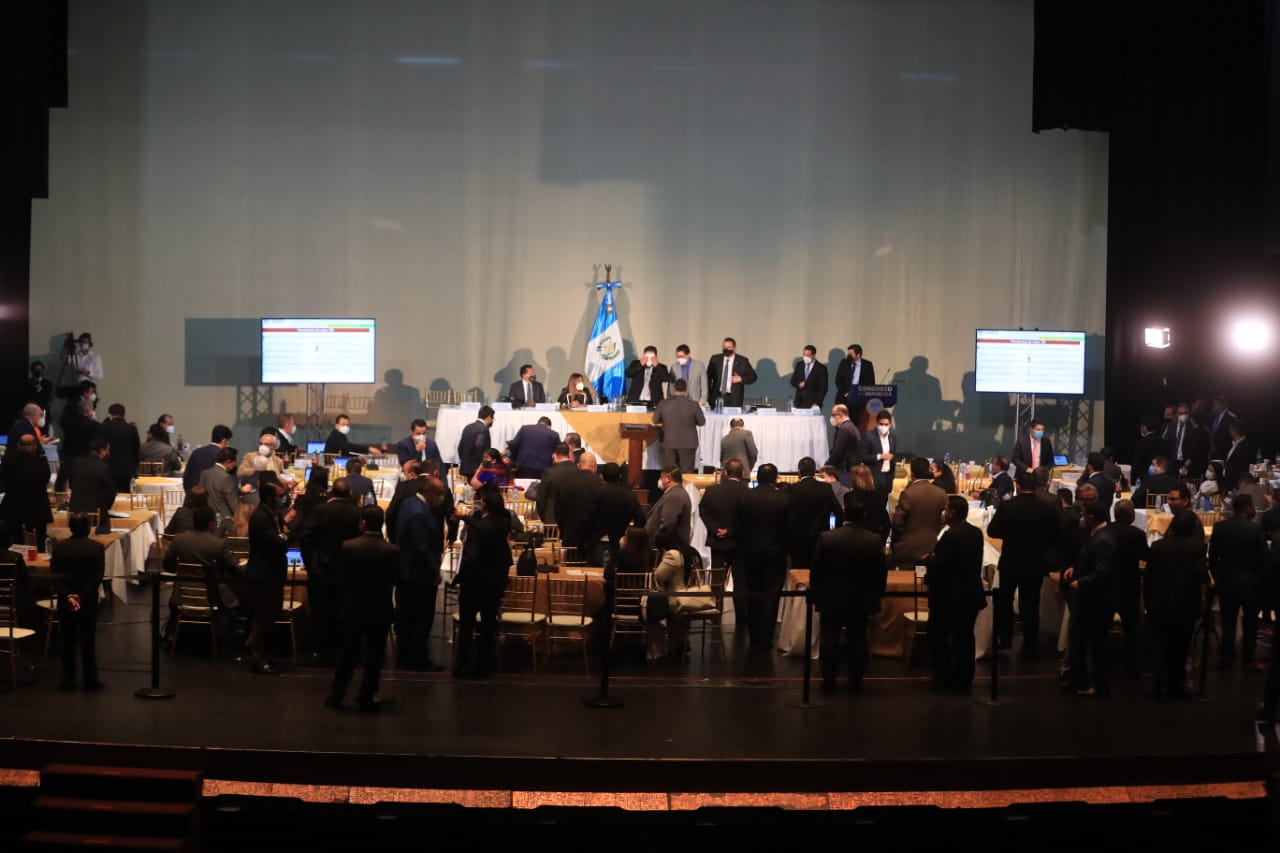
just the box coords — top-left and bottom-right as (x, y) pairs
(959, 461), (968, 479)
(44, 535), (52, 557)
(943, 452), (951, 464)
(130, 477), (137, 493)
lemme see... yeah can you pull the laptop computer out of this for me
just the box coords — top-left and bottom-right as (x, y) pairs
(1053, 453), (1070, 467)
(306, 441), (326, 455)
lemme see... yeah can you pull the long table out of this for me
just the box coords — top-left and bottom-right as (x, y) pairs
(435, 407), (830, 473)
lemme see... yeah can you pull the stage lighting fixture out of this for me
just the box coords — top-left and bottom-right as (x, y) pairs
(1143, 327), (1170, 349)
(1228, 316), (1273, 353)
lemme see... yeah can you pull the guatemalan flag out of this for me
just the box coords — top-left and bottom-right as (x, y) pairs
(585, 280), (625, 402)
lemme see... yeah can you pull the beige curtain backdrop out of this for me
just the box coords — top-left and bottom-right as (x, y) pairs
(29, 0), (1107, 462)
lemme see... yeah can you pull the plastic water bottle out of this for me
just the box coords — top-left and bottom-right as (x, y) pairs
(44, 535), (52, 557)
(943, 452), (951, 464)
(959, 461), (968, 479)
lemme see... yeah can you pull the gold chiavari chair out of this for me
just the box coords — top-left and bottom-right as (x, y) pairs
(544, 576), (592, 673)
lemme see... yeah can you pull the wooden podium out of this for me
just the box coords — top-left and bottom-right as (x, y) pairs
(619, 423), (659, 496)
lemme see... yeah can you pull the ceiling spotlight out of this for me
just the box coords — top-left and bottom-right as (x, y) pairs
(1144, 326), (1170, 349)
(1228, 317), (1272, 353)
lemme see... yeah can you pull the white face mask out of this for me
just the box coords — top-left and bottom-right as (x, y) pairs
(89, 393), (98, 403)
(165, 425), (175, 434)
(1177, 414), (1188, 424)
(1204, 471), (1215, 481)
(576, 382), (585, 391)
(258, 443), (272, 457)
(337, 425), (350, 435)
(802, 355), (813, 365)
(79, 342), (91, 352)
(37, 416), (46, 428)
(676, 357), (688, 366)
(828, 416), (838, 427)
(878, 425), (890, 435)
(413, 433), (426, 444)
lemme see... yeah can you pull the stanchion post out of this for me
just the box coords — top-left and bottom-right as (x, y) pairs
(135, 570), (176, 700)
(978, 588), (1006, 706)
(1197, 588), (1214, 701)
(788, 589), (820, 710)
(584, 557), (622, 709)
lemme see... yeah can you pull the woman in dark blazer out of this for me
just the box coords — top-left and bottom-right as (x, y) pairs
(244, 481), (288, 673)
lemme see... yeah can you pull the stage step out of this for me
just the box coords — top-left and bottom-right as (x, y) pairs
(18, 765), (202, 851)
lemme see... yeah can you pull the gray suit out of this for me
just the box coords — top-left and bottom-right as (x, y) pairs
(667, 359), (707, 405)
(199, 464), (239, 523)
(646, 483), (692, 548)
(720, 427), (758, 473)
(653, 396), (706, 472)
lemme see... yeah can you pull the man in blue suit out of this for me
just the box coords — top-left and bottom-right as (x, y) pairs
(396, 418), (444, 469)
(507, 416), (560, 479)
(395, 475), (446, 671)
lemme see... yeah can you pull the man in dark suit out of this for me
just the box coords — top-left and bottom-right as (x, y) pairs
(0, 433), (53, 546)
(507, 416), (560, 479)
(589, 462), (646, 561)
(385, 461), (421, 545)
(454, 490), (515, 677)
(706, 337), (757, 408)
(833, 344), (875, 411)
(734, 463), (789, 646)
(307, 479), (363, 664)
(1132, 455), (1182, 508)
(26, 361), (53, 415)
(6, 403), (44, 450)
(1144, 509), (1208, 699)
(1011, 420), (1055, 475)
(699, 459), (749, 571)
(790, 344), (829, 410)
(184, 425), (233, 492)
(51, 512), (106, 691)
(1109, 500), (1149, 677)
(327, 506), (399, 711)
(987, 471), (1060, 659)
(551, 454), (602, 556)
(625, 346), (670, 407)
(395, 475), (446, 671)
(1210, 493), (1267, 668)
(243, 482), (288, 673)
(1207, 395), (1237, 459)
(923, 495), (988, 691)
(1065, 501), (1117, 696)
(785, 457), (842, 570)
(1222, 420), (1257, 488)
(1131, 416), (1169, 487)
(1083, 452), (1116, 511)
(530, 444), (590, 529)
(824, 404), (862, 486)
(163, 506), (241, 627)
(507, 364), (546, 407)
(57, 398), (101, 491)
(891, 458), (947, 569)
(456, 406), (494, 480)
(395, 418), (444, 469)
(344, 458), (377, 506)
(323, 413), (383, 459)
(68, 437), (116, 534)
(262, 413), (298, 457)
(810, 492), (887, 691)
(652, 379), (705, 472)
(987, 456), (1014, 503)
(857, 410), (898, 505)
(645, 466), (692, 549)
(1163, 402), (1209, 478)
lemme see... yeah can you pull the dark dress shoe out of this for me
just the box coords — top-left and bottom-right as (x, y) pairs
(83, 681), (105, 692)
(57, 681), (77, 692)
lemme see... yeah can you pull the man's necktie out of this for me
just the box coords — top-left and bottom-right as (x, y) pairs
(722, 359), (731, 397)
(1177, 425), (1185, 456)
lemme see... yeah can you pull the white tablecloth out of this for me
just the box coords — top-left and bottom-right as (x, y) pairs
(434, 407), (830, 472)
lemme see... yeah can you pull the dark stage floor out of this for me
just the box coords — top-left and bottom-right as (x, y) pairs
(1, 595), (1277, 795)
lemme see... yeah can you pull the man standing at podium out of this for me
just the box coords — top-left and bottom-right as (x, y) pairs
(706, 338), (757, 408)
(834, 344), (876, 414)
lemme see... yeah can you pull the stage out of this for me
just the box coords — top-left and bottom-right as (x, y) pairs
(0, 599), (1276, 802)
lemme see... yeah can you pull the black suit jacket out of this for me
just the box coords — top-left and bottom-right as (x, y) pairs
(68, 455), (116, 526)
(1209, 410), (1237, 458)
(591, 482), (646, 548)
(834, 357), (876, 406)
(535, 464), (599, 548)
(1131, 432), (1169, 478)
(809, 523), (887, 616)
(62, 414), (101, 460)
(923, 521), (987, 613)
(184, 443), (221, 492)
(339, 532), (399, 624)
(706, 354), (757, 407)
(1131, 471), (1182, 507)
(1074, 525), (1117, 610)
(1086, 471), (1116, 509)
(508, 379), (546, 406)
(987, 493), (1059, 579)
(1011, 435), (1055, 473)
(385, 478), (420, 544)
(1210, 515), (1266, 600)
(625, 360), (670, 405)
(246, 503), (287, 583)
(99, 418), (140, 483)
(1110, 522), (1149, 603)
(1223, 437), (1257, 487)
(264, 427), (298, 456)
(699, 479), (748, 557)
(307, 498), (362, 585)
(857, 430), (897, 491)
(1144, 534), (1207, 623)
(0, 451), (53, 530)
(826, 420), (862, 471)
(51, 535), (105, 601)
(457, 419), (491, 479)
(735, 485), (789, 557)
(785, 477), (842, 569)
(1164, 422), (1209, 476)
(790, 360), (829, 409)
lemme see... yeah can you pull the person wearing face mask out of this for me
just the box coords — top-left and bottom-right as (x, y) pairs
(100, 403), (141, 491)
(789, 345), (829, 410)
(7, 403), (47, 449)
(237, 432), (283, 479)
(1210, 493), (1267, 670)
(1012, 420), (1055, 475)
(507, 364), (546, 408)
(0, 432), (54, 546)
(27, 361), (53, 414)
(824, 404), (862, 486)
(706, 337), (757, 409)
(1131, 415), (1169, 488)
(323, 413), (383, 459)
(1131, 455), (1182, 507)
(64, 332), (103, 387)
(1162, 402), (1209, 478)
(834, 344), (876, 411)
(395, 475), (448, 671)
(395, 418), (443, 469)
(56, 399), (102, 492)
(557, 372), (597, 409)
(266, 413), (298, 457)
(668, 345), (707, 406)
(60, 380), (98, 431)
(153, 413), (176, 445)
(857, 410), (898, 506)
(200, 447), (254, 530)
(625, 345), (670, 408)
(1063, 500), (1117, 697)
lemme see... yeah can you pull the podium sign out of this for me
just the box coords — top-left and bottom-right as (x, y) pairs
(850, 384), (898, 431)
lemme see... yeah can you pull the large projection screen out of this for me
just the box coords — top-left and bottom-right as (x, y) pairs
(261, 318), (377, 385)
(974, 330), (1086, 395)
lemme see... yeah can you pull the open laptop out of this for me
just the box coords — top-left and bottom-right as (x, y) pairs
(1053, 453), (1070, 467)
(306, 441), (326, 455)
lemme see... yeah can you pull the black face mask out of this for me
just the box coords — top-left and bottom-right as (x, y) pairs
(31, 372), (43, 381)
(722, 348), (733, 358)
